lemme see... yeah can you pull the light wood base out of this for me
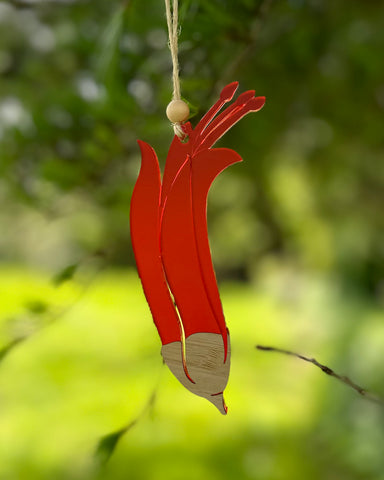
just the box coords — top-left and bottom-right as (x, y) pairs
(161, 332), (230, 414)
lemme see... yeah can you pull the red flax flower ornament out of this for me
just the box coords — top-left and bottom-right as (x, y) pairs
(130, 82), (265, 414)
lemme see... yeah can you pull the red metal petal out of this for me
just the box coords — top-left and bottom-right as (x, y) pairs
(190, 90), (254, 154)
(190, 82), (239, 142)
(130, 140), (182, 345)
(160, 134), (190, 210)
(191, 148), (242, 359)
(196, 96), (266, 153)
(160, 156), (221, 339)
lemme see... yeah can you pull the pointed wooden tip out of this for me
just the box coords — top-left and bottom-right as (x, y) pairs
(208, 392), (228, 415)
(161, 332), (231, 414)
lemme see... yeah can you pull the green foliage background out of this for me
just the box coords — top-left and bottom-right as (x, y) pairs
(0, 0), (383, 479)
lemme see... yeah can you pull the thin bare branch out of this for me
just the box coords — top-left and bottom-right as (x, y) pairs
(256, 344), (384, 406)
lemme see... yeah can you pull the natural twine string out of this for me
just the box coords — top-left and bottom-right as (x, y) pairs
(164, 0), (185, 138)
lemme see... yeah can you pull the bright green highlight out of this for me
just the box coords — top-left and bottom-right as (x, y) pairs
(1, 267), (384, 480)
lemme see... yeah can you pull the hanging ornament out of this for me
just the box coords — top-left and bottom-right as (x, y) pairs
(129, 0), (265, 414)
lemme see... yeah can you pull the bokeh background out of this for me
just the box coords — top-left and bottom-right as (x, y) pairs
(0, 0), (384, 479)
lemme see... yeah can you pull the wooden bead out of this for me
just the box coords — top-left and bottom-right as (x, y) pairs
(166, 99), (190, 123)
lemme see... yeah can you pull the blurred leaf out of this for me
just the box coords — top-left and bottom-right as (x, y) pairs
(96, 3), (127, 86)
(0, 337), (25, 364)
(184, 97), (198, 120)
(179, 0), (194, 23)
(24, 300), (50, 315)
(52, 264), (78, 287)
(94, 389), (158, 466)
(94, 422), (136, 467)
(200, 0), (234, 28)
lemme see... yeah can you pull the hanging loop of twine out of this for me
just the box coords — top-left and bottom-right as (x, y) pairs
(164, 0), (188, 138)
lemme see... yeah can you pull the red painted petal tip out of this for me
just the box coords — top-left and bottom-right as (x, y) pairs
(256, 96), (266, 106)
(235, 90), (256, 106)
(220, 82), (239, 102)
(137, 139), (154, 156)
(247, 96), (266, 112)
